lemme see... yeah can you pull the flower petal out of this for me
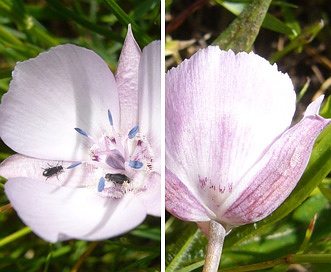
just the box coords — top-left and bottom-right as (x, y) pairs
(304, 95), (324, 116)
(5, 178), (147, 242)
(136, 172), (161, 216)
(0, 44), (119, 161)
(138, 41), (161, 167)
(0, 154), (91, 188)
(166, 47), (295, 219)
(166, 168), (212, 222)
(220, 99), (331, 226)
(116, 25), (141, 132)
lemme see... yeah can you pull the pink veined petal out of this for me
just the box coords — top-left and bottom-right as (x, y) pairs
(5, 178), (147, 242)
(138, 41), (161, 170)
(116, 25), (142, 132)
(166, 168), (213, 222)
(0, 154), (93, 188)
(220, 105), (331, 226)
(304, 95), (324, 116)
(166, 47), (295, 219)
(0, 44), (120, 161)
(136, 172), (161, 216)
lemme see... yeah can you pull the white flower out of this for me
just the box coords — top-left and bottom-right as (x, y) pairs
(0, 26), (161, 242)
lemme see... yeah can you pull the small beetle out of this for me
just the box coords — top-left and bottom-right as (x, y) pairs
(105, 173), (130, 185)
(42, 164), (64, 179)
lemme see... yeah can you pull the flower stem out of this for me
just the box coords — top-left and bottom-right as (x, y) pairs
(0, 203), (12, 212)
(221, 254), (331, 271)
(203, 220), (226, 272)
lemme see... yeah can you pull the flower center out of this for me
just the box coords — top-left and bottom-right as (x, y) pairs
(69, 110), (154, 199)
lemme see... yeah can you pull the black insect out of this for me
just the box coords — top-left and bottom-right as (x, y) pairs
(105, 173), (130, 185)
(42, 164), (64, 179)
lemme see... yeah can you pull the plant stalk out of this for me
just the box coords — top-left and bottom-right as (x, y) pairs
(203, 220), (226, 272)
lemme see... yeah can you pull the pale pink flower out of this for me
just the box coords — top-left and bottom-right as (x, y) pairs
(165, 46), (330, 234)
(0, 26), (160, 242)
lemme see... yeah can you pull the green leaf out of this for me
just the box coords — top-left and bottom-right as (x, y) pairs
(212, 0), (272, 52)
(269, 20), (324, 63)
(319, 180), (331, 202)
(166, 218), (206, 271)
(216, 1), (294, 36)
(263, 13), (295, 36)
(45, 0), (122, 43)
(103, 0), (153, 46)
(0, 227), (32, 248)
(0, 25), (23, 46)
(319, 95), (331, 118)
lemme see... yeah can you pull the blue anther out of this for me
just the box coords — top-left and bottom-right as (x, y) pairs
(98, 177), (105, 192)
(128, 125), (139, 139)
(67, 161), (82, 169)
(108, 110), (113, 126)
(129, 160), (143, 169)
(74, 127), (89, 137)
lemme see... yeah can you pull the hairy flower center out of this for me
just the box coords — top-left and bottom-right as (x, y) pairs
(70, 110), (154, 199)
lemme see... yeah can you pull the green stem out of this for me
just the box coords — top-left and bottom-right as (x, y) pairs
(213, 0), (272, 52)
(0, 227), (32, 248)
(203, 220), (226, 272)
(291, 254), (331, 263)
(221, 254), (331, 271)
(71, 242), (98, 271)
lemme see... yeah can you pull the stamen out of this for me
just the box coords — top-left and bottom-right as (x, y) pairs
(98, 177), (105, 192)
(71, 110), (152, 197)
(106, 150), (126, 170)
(128, 125), (139, 139)
(75, 127), (89, 137)
(108, 110), (113, 126)
(67, 161), (82, 169)
(129, 160), (143, 169)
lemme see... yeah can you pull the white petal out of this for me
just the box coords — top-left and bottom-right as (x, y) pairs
(0, 154), (94, 188)
(136, 172), (161, 216)
(0, 44), (119, 161)
(138, 41), (161, 164)
(5, 178), (147, 242)
(166, 47), (295, 213)
(116, 25), (141, 132)
(304, 95), (324, 116)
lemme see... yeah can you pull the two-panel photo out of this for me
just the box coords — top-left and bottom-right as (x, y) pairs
(0, 1), (330, 271)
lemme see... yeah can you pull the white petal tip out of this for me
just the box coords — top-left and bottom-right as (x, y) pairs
(304, 95), (325, 117)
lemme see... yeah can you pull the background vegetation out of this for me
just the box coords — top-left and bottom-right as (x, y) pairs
(0, 0), (160, 271)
